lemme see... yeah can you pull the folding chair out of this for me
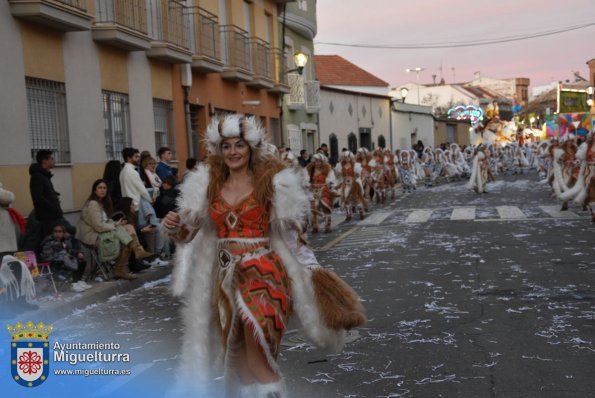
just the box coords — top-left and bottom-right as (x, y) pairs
(13, 251), (59, 297)
(80, 244), (113, 281)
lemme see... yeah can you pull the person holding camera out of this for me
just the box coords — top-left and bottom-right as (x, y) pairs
(76, 179), (155, 280)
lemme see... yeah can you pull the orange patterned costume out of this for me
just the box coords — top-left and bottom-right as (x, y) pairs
(209, 191), (291, 368)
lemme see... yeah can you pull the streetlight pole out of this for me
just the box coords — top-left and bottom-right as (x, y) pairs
(406, 67), (426, 105)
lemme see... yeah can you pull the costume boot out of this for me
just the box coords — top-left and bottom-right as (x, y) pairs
(129, 235), (158, 261)
(253, 380), (287, 398)
(114, 247), (136, 280)
(324, 215), (331, 233)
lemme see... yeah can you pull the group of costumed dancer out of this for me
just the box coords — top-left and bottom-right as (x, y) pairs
(161, 112), (593, 397)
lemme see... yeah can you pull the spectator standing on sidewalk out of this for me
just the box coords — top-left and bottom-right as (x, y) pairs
(119, 147), (158, 228)
(156, 147), (174, 182)
(29, 150), (72, 239)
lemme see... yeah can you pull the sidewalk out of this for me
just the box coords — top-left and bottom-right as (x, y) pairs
(5, 264), (173, 324)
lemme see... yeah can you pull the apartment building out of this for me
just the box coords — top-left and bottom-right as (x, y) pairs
(0, 0), (297, 216)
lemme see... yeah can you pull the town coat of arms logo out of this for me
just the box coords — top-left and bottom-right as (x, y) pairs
(7, 321), (52, 387)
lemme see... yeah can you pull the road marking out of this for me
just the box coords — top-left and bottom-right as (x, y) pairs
(496, 206), (526, 219)
(406, 210), (433, 223)
(539, 205), (579, 218)
(358, 211), (394, 226)
(450, 207), (476, 220)
(318, 226), (359, 251)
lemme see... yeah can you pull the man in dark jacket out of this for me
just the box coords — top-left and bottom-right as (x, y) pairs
(29, 150), (68, 239)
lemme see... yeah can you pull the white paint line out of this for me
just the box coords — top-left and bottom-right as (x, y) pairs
(406, 210), (433, 223)
(450, 207), (476, 220)
(496, 206), (526, 219)
(539, 205), (579, 219)
(358, 211), (393, 226)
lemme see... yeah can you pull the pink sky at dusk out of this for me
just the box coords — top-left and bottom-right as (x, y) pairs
(314, 0), (594, 91)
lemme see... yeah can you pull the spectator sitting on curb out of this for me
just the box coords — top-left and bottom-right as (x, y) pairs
(77, 180), (157, 281)
(112, 198), (169, 267)
(40, 223), (89, 292)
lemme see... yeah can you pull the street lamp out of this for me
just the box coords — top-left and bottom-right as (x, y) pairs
(400, 87), (409, 103)
(287, 52), (309, 75)
(405, 67), (426, 105)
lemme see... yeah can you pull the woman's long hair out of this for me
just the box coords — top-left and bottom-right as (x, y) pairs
(206, 143), (285, 208)
(86, 179), (113, 215)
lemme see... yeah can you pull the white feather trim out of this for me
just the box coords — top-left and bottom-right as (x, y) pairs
(177, 164), (210, 228)
(272, 168), (309, 222)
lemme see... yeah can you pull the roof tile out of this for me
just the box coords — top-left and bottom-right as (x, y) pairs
(315, 55), (389, 87)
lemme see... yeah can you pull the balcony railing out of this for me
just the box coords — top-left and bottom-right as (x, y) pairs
(269, 47), (289, 94)
(185, 6), (223, 72)
(92, 0), (150, 50)
(220, 25), (251, 71)
(250, 38), (272, 80)
(305, 80), (320, 113)
(147, 0), (190, 49)
(287, 73), (304, 108)
(94, 0), (147, 34)
(219, 25), (252, 82)
(246, 38), (273, 89)
(9, 0), (92, 31)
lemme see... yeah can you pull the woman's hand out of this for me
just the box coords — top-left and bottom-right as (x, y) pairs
(162, 211), (181, 230)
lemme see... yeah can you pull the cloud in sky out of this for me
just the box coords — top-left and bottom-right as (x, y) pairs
(314, 0), (594, 90)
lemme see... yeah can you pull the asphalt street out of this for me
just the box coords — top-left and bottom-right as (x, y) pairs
(42, 171), (594, 398)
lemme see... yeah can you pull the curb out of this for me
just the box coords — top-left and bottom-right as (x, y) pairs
(5, 266), (172, 324)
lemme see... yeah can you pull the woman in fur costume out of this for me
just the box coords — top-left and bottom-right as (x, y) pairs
(467, 144), (490, 193)
(334, 151), (368, 220)
(306, 153), (336, 233)
(162, 115), (365, 398)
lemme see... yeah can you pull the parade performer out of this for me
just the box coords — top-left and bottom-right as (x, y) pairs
(552, 135), (579, 210)
(384, 149), (399, 199)
(369, 159), (386, 204)
(162, 114), (366, 398)
(557, 134), (595, 221)
(307, 153), (336, 233)
(355, 148), (373, 201)
(399, 150), (416, 193)
(467, 144), (489, 193)
(421, 147), (436, 187)
(335, 151), (368, 220)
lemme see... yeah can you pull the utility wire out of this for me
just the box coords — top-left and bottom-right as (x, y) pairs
(315, 21), (595, 49)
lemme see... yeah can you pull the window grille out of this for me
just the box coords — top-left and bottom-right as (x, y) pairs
(153, 99), (175, 158)
(25, 77), (71, 163)
(102, 91), (131, 161)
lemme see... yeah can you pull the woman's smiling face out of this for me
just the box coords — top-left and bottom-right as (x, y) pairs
(221, 138), (250, 171)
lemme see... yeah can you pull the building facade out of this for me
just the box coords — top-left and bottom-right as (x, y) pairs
(0, 0), (293, 215)
(279, 0), (319, 154)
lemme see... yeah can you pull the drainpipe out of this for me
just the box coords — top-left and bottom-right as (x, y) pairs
(181, 64), (194, 159)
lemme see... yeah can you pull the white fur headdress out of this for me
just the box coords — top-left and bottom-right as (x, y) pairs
(205, 114), (266, 154)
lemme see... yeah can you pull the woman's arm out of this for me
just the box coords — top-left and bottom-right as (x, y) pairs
(161, 211), (200, 243)
(85, 201), (116, 233)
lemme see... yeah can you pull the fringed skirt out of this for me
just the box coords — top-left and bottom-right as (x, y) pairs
(215, 239), (292, 374)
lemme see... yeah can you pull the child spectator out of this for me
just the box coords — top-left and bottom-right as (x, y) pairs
(40, 223), (89, 292)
